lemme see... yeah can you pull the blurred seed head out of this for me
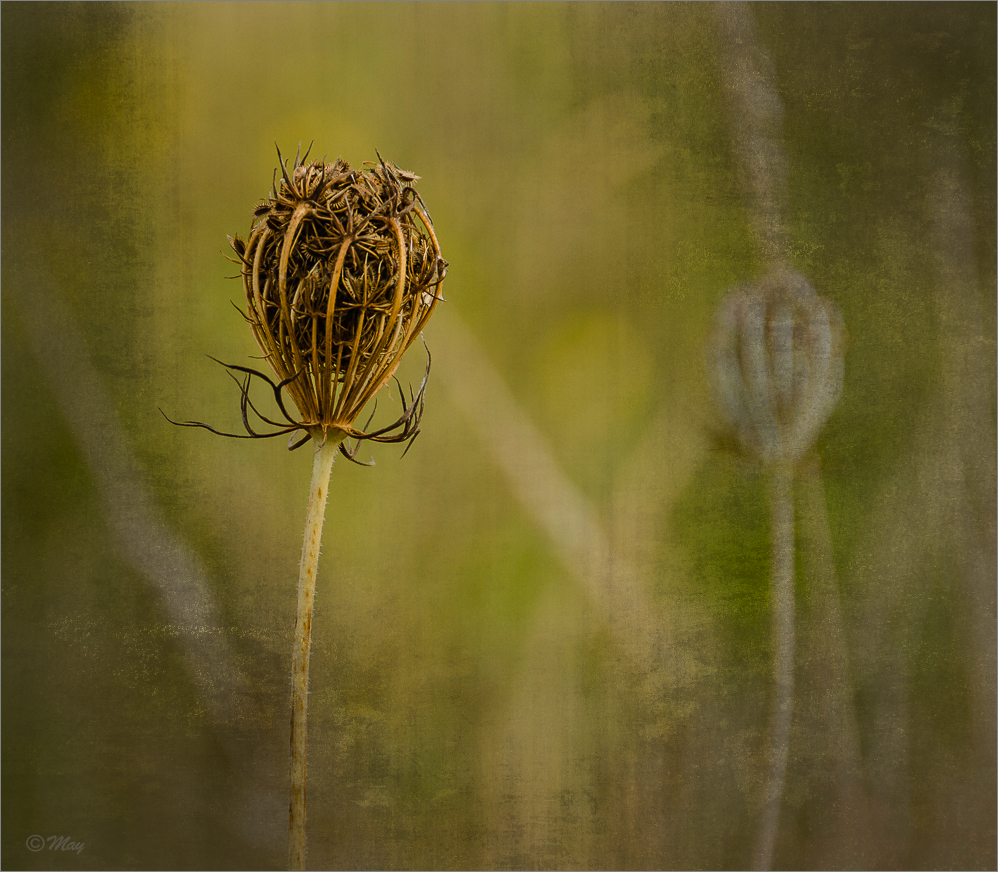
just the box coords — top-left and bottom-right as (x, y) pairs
(229, 147), (447, 455)
(709, 268), (845, 464)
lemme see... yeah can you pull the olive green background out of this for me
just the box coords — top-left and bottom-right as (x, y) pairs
(3, 3), (995, 869)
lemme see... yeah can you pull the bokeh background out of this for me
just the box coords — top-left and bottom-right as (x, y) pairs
(3, 3), (995, 869)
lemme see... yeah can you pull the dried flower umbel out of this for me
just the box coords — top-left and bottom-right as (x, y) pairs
(175, 146), (446, 460)
(709, 268), (844, 467)
(168, 147), (445, 871)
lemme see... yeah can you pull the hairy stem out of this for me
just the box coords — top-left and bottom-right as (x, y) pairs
(289, 435), (341, 871)
(754, 461), (796, 870)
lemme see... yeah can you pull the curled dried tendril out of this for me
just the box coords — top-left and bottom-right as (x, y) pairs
(164, 145), (447, 464)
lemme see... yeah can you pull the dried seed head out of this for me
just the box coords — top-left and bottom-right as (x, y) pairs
(230, 148), (447, 453)
(709, 268), (845, 464)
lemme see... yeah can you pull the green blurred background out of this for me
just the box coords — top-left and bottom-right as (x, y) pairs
(3, 3), (995, 869)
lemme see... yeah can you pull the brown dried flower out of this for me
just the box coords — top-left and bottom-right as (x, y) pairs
(170, 146), (447, 462)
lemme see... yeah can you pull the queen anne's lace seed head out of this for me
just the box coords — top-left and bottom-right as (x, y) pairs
(230, 148), (447, 455)
(709, 268), (844, 464)
(164, 147), (447, 463)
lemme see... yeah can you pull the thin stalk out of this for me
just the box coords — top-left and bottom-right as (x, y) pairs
(753, 461), (796, 871)
(289, 434), (342, 871)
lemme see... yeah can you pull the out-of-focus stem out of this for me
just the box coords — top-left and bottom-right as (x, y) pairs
(754, 460), (795, 871)
(434, 310), (659, 671)
(714, 1), (790, 271)
(288, 435), (341, 871)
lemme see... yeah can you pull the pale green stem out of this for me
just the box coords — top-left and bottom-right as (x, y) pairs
(288, 435), (341, 871)
(753, 461), (795, 871)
